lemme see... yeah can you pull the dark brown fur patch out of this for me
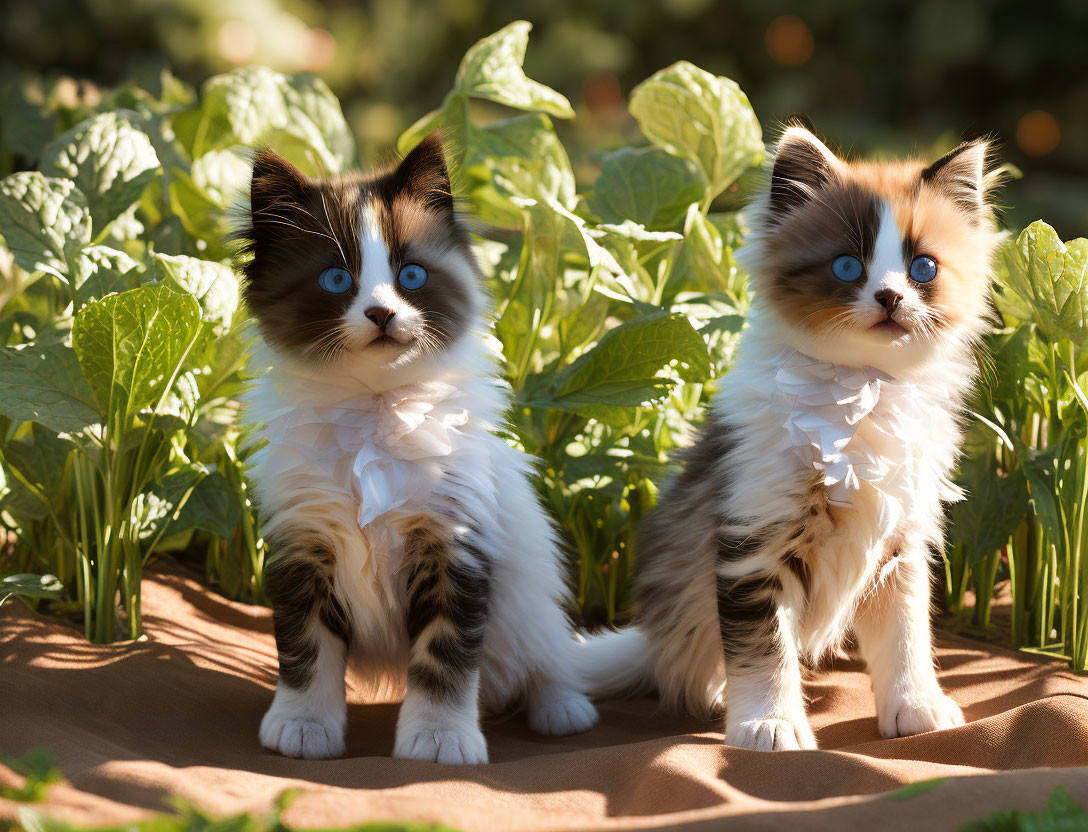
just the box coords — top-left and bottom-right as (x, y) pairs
(235, 133), (476, 360)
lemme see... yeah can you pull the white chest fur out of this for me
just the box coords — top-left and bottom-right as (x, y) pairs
(715, 328), (967, 658)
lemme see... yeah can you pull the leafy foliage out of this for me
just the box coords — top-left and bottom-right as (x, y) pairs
(0, 22), (757, 636)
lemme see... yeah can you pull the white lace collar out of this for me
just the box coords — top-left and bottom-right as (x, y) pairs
(763, 348), (921, 506)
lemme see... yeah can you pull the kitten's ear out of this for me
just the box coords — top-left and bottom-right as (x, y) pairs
(769, 126), (843, 219)
(921, 140), (988, 214)
(392, 132), (453, 213)
(249, 149), (309, 228)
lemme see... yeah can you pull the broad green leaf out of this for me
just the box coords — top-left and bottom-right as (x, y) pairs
(196, 67), (356, 172)
(70, 245), (142, 308)
(134, 465), (240, 543)
(559, 288), (610, 361)
(189, 148), (251, 208)
(397, 93), (470, 183)
(3, 424), (74, 505)
(151, 253), (239, 331)
(0, 574), (64, 603)
(960, 786), (1087, 832)
(1020, 446), (1064, 547)
(1000, 221), (1088, 346)
(950, 440), (1028, 561)
(41, 110), (160, 234)
(455, 21), (574, 118)
(0, 339), (101, 433)
(0, 173), (91, 278)
(466, 113), (577, 225)
(72, 283), (203, 424)
(588, 146), (706, 229)
(629, 61), (763, 199)
(536, 311), (710, 424)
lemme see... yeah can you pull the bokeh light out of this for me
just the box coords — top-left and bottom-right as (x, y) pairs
(765, 16), (814, 67)
(1016, 110), (1061, 157)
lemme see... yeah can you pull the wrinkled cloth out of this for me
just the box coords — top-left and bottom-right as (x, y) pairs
(257, 377), (470, 555)
(3, 569), (1088, 831)
(766, 349), (921, 506)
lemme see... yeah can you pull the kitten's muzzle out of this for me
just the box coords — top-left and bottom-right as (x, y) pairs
(365, 306), (396, 330)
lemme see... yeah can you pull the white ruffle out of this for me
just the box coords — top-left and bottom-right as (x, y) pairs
(763, 349), (921, 507)
(259, 378), (470, 553)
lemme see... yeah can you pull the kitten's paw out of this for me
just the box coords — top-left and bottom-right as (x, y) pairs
(394, 726), (489, 766)
(527, 689), (599, 737)
(260, 711), (346, 760)
(880, 691), (964, 738)
(726, 716), (817, 751)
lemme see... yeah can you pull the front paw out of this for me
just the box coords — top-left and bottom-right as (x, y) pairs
(726, 715), (817, 751)
(528, 688), (599, 736)
(880, 690), (964, 738)
(394, 726), (489, 765)
(260, 710), (346, 760)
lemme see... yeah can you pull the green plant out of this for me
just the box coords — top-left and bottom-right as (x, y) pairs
(0, 66), (358, 641)
(947, 221), (1088, 667)
(0, 22), (758, 636)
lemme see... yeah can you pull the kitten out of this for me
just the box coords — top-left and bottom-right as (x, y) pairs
(581, 126), (1000, 750)
(236, 134), (598, 764)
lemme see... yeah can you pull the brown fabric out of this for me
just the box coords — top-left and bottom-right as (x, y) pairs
(2, 569), (1088, 831)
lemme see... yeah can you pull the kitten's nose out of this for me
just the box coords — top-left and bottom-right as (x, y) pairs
(874, 289), (903, 313)
(365, 306), (395, 330)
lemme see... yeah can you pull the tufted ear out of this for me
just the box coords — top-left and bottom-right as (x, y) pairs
(391, 131), (453, 214)
(921, 139), (989, 214)
(769, 126), (844, 220)
(249, 149), (309, 233)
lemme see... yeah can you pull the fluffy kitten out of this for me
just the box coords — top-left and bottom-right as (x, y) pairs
(581, 126), (1000, 750)
(237, 134), (598, 764)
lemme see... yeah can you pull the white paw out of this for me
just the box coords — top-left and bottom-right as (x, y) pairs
(726, 716), (817, 751)
(879, 691), (964, 738)
(527, 689), (600, 737)
(260, 710), (346, 760)
(394, 726), (489, 765)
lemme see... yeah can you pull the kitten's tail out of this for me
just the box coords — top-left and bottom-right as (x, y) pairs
(575, 627), (656, 700)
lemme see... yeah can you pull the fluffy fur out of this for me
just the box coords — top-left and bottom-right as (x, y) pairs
(238, 134), (597, 764)
(581, 127), (1001, 751)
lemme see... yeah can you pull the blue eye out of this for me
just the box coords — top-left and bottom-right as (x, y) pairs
(318, 267), (353, 294)
(398, 263), (428, 291)
(831, 254), (864, 282)
(909, 255), (938, 283)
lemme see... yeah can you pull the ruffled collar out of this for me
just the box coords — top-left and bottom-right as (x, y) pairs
(261, 378), (470, 533)
(764, 348), (921, 506)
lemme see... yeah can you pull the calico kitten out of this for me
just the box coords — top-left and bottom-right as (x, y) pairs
(581, 126), (1000, 750)
(237, 134), (598, 764)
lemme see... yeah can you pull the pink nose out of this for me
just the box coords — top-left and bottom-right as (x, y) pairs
(365, 306), (395, 330)
(874, 289), (903, 312)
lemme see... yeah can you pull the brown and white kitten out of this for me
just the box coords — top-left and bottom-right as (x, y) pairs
(237, 134), (598, 764)
(580, 126), (1001, 750)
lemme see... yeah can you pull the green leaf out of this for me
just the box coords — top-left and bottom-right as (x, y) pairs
(885, 777), (947, 801)
(0, 86), (56, 166)
(950, 436), (1028, 561)
(70, 245), (142, 308)
(466, 113), (577, 225)
(151, 253), (239, 331)
(1, 574), (64, 606)
(1020, 446), (1064, 547)
(3, 423), (74, 504)
(0, 172), (91, 279)
(189, 148), (251, 208)
(1000, 221), (1088, 347)
(196, 67), (356, 172)
(72, 283), (203, 425)
(0, 748), (62, 802)
(0, 339), (101, 433)
(41, 110), (160, 234)
(629, 61), (763, 200)
(135, 464), (240, 543)
(588, 146), (706, 229)
(454, 21), (574, 118)
(960, 786), (1087, 831)
(536, 311), (710, 425)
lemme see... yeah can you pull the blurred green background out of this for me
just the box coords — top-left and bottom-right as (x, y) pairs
(2, 0), (1085, 238)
